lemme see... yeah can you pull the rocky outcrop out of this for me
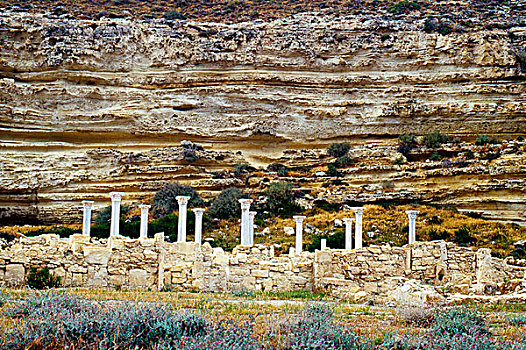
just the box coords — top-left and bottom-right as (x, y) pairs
(0, 10), (525, 224)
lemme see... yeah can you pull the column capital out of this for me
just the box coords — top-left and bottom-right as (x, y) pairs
(82, 200), (94, 208)
(109, 192), (124, 201)
(192, 208), (206, 215)
(342, 217), (354, 224)
(350, 207), (365, 215)
(176, 195), (191, 206)
(405, 210), (420, 219)
(249, 211), (257, 218)
(238, 198), (253, 210)
(138, 204), (151, 210)
(293, 215), (306, 223)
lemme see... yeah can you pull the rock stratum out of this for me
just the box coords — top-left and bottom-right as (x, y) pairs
(0, 8), (525, 225)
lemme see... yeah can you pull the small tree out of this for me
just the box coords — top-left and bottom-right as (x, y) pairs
(151, 182), (204, 218)
(423, 131), (450, 148)
(327, 142), (350, 158)
(208, 188), (246, 220)
(265, 182), (302, 217)
(397, 134), (417, 157)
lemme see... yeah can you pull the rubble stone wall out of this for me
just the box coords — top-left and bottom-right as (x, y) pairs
(1, 234), (525, 302)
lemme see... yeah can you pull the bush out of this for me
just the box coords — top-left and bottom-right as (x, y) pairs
(307, 231), (345, 251)
(453, 226), (474, 245)
(151, 182), (204, 218)
(208, 188), (246, 220)
(328, 142), (350, 158)
(233, 163), (250, 177)
(400, 307), (434, 327)
(428, 228), (449, 241)
(265, 181), (302, 217)
(27, 267), (61, 289)
(1, 292), (266, 350)
(475, 134), (500, 146)
(280, 303), (369, 349)
(431, 307), (488, 337)
(429, 152), (442, 161)
(94, 205), (130, 224)
(164, 10), (185, 20)
(423, 131), (450, 148)
(327, 164), (339, 177)
(388, 0), (420, 14)
(397, 134), (417, 157)
(383, 307), (495, 350)
(334, 155), (354, 168)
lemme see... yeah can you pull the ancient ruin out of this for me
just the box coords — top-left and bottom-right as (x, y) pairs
(1, 193), (525, 305)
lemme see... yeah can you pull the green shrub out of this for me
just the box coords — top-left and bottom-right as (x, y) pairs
(327, 164), (339, 177)
(233, 163), (250, 177)
(517, 135), (524, 142)
(334, 155), (354, 168)
(429, 152), (442, 161)
(208, 188), (246, 220)
(151, 182), (204, 218)
(392, 155), (405, 165)
(388, 0), (420, 14)
(475, 134), (500, 146)
(94, 205), (130, 224)
(307, 231), (345, 251)
(265, 182), (302, 217)
(27, 267), (61, 289)
(164, 10), (185, 20)
(397, 134), (417, 157)
(327, 142), (350, 158)
(453, 226), (474, 245)
(423, 131), (450, 148)
(428, 228), (449, 241)
(432, 307), (488, 337)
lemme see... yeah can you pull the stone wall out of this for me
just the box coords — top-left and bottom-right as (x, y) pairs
(1, 234), (525, 303)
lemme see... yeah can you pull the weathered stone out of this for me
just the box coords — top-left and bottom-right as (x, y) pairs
(84, 247), (111, 265)
(129, 269), (149, 288)
(5, 264), (25, 286)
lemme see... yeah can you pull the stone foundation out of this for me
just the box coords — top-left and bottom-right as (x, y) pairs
(1, 234), (525, 303)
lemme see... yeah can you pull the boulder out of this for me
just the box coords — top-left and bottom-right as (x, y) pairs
(388, 279), (445, 307)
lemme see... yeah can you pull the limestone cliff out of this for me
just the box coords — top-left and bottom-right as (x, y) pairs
(0, 9), (525, 224)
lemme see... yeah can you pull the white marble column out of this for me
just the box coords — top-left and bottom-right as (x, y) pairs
(82, 200), (94, 236)
(248, 211), (256, 246)
(351, 207), (365, 249)
(176, 196), (190, 242)
(342, 218), (354, 250)
(139, 204), (150, 239)
(192, 208), (206, 244)
(238, 199), (253, 246)
(293, 215), (306, 253)
(321, 238), (327, 250)
(406, 210), (420, 245)
(109, 192), (124, 237)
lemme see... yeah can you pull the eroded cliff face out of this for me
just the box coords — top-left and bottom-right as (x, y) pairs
(0, 10), (525, 224)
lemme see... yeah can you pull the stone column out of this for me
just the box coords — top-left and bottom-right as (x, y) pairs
(109, 192), (124, 237)
(293, 215), (306, 253)
(238, 199), (253, 246)
(176, 196), (190, 242)
(342, 218), (354, 250)
(405, 210), (420, 244)
(351, 207), (365, 249)
(82, 200), (94, 236)
(192, 208), (206, 244)
(139, 204), (150, 239)
(321, 238), (327, 250)
(248, 211), (256, 246)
